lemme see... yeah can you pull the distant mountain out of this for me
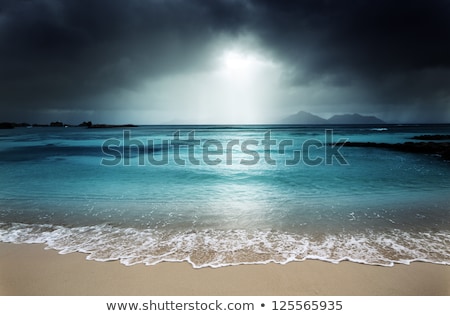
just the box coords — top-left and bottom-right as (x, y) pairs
(327, 113), (385, 124)
(281, 111), (386, 124)
(281, 111), (328, 124)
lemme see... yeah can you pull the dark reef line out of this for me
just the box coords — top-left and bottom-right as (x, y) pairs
(411, 135), (450, 140)
(336, 141), (450, 161)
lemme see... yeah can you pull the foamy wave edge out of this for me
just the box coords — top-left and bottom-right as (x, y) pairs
(1, 222), (449, 268)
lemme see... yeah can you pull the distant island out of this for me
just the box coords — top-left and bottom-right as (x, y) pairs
(0, 121), (138, 129)
(80, 121), (139, 128)
(281, 111), (386, 125)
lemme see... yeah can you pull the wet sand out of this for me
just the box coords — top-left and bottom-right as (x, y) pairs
(0, 243), (448, 295)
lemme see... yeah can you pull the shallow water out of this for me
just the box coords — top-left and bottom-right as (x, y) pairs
(1, 125), (449, 267)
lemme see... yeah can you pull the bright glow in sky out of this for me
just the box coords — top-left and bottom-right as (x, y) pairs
(137, 47), (283, 124)
(221, 50), (262, 73)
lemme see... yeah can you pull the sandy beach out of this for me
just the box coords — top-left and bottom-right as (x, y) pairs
(0, 242), (448, 296)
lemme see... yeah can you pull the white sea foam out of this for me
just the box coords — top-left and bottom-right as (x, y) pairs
(370, 128), (388, 131)
(1, 222), (449, 268)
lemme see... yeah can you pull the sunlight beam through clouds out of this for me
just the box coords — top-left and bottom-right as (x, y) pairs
(138, 46), (284, 124)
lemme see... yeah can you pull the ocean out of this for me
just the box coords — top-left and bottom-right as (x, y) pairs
(0, 124), (449, 268)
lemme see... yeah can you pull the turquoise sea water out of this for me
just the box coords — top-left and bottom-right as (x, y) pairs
(0, 125), (449, 267)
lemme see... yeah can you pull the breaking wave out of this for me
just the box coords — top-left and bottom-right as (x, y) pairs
(1, 222), (449, 268)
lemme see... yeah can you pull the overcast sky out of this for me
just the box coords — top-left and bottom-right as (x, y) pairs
(1, 0), (450, 124)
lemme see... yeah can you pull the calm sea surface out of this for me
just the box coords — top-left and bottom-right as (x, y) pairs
(1, 125), (449, 267)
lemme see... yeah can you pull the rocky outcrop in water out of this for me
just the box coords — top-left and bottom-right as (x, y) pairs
(411, 135), (450, 140)
(337, 140), (450, 161)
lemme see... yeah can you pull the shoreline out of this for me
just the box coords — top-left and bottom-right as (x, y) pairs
(1, 243), (449, 295)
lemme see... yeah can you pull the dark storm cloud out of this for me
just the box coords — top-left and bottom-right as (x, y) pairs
(1, 0), (450, 122)
(250, 0), (450, 118)
(0, 0), (250, 111)
(254, 0), (450, 77)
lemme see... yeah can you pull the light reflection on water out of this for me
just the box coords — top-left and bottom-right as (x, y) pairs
(0, 125), (449, 267)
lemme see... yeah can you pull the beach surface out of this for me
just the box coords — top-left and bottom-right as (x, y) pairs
(0, 243), (448, 296)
